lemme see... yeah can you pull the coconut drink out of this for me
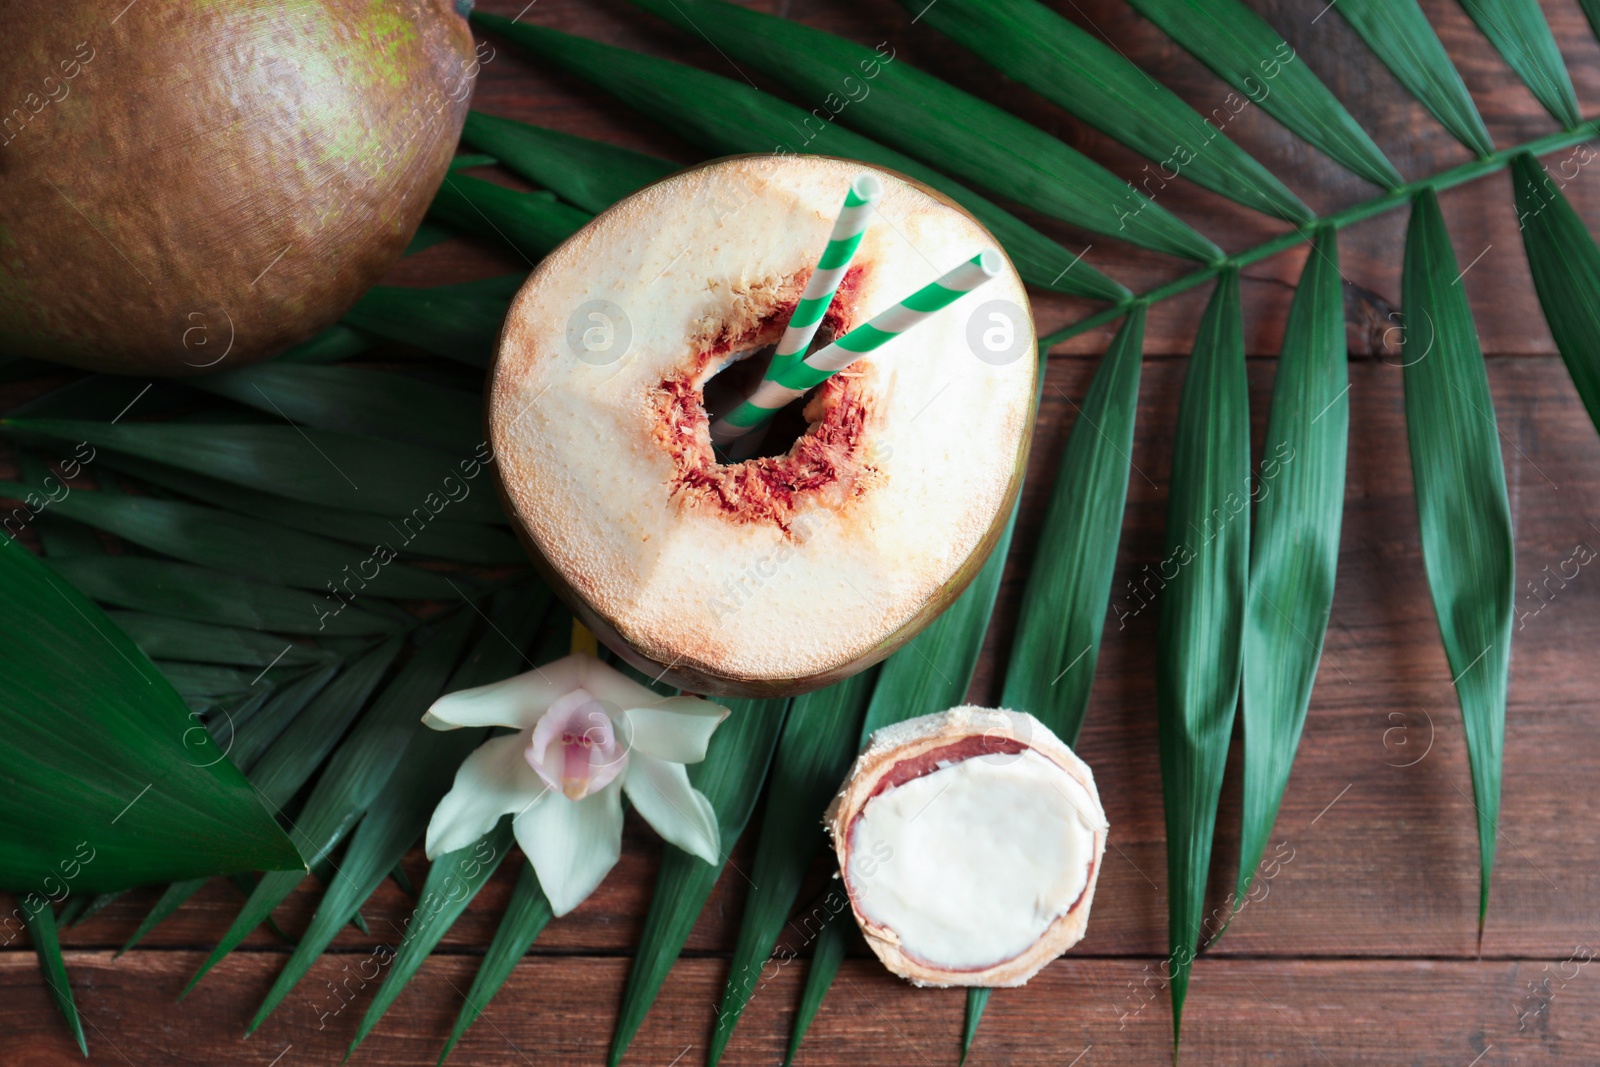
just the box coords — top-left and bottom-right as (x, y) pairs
(488, 155), (1035, 697)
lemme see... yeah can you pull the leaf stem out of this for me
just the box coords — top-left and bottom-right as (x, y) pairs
(1039, 120), (1600, 348)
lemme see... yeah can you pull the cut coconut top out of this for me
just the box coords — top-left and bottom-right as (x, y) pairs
(828, 706), (1108, 988)
(490, 155), (1035, 690)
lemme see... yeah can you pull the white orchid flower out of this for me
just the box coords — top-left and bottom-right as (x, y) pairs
(422, 653), (730, 916)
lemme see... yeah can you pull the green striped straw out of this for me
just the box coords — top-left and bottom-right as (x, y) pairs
(711, 250), (1002, 444)
(763, 172), (883, 383)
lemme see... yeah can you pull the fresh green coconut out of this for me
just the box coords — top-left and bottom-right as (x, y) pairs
(0, 0), (477, 374)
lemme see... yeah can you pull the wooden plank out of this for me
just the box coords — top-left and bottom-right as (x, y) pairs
(2, 952), (1597, 1065)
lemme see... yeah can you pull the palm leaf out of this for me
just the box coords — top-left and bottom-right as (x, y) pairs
(349, 820), (515, 1055)
(429, 174), (592, 262)
(902, 0), (1308, 223)
(461, 112), (678, 213)
(46, 556), (400, 636)
(471, 12), (1128, 302)
(0, 482), (463, 599)
(0, 537), (302, 892)
(26, 904), (85, 1057)
(277, 324), (374, 365)
(961, 989), (989, 1064)
(223, 661), (343, 774)
(1000, 309), (1145, 745)
(1458, 0), (1580, 128)
(3, 418), (504, 523)
(1511, 152), (1600, 437)
(191, 364), (483, 453)
(107, 612), (329, 669)
(629, 0), (1221, 262)
(247, 588), (549, 1030)
(438, 862), (554, 1065)
(92, 453), (524, 567)
(1155, 269), (1249, 1042)
(1334, 0), (1494, 158)
(246, 639), (405, 810)
(1401, 189), (1514, 925)
(183, 612), (475, 993)
(608, 694), (791, 1066)
(705, 668), (878, 1067)
(1238, 226), (1347, 903)
(785, 911), (850, 1067)
(118, 878), (208, 956)
(342, 283), (515, 367)
(1123, 0), (1402, 189)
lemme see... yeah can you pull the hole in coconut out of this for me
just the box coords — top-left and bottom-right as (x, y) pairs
(702, 326), (840, 462)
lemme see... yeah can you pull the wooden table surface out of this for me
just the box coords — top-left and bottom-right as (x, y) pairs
(8, 0), (1600, 1063)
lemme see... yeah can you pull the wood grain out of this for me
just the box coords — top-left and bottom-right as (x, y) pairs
(7, 0), (1600, 1063)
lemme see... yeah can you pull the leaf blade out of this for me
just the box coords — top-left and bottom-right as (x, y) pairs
(1154, 269), (1250, 1041)
(191, 364), (483, 453)
(1334, 0), (1494, 158)
(1238, 226), (1347, 901)
(1511, 151), (1600, 438)
(26, 904), (86, 1057)
(429, 174), (593, 264)
(0, 482), (462, 600)
(1401, 189), (1514, 923)
(46, 556), (400, 636)
(1458, 0), (1580, 128)
(1124, 0), (1403, 189)
(4, 418), (505, 523)
(461, 112), (679, 214)
(1000, 309), (1145, 745)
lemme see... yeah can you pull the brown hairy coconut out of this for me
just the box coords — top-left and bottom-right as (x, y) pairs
(488, 155), (1036, 697)
(827, 706), (1107, 987)
(0, 0), (477, 374)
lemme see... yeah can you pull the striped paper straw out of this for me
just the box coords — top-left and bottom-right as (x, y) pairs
(711, 250), (1002, 444)
(763, 173), (883, 383)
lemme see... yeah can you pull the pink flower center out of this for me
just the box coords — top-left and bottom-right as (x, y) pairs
(526, 688), (626, 800)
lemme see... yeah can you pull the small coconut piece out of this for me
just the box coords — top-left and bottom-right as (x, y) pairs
(826, 706), (1107, 987)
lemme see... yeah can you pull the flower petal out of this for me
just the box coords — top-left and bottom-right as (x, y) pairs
(623, 754), (720, 865)
(621, 696), (730, 764)
(425, 733), (548, 859)
(422, 656), (591, 731)
(513, 778), (623, 916)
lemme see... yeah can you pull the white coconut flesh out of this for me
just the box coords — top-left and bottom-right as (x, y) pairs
(829, 707), (1107, 986)
(846, 748), (1099, 971)
(489, 155), (1035, 691)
